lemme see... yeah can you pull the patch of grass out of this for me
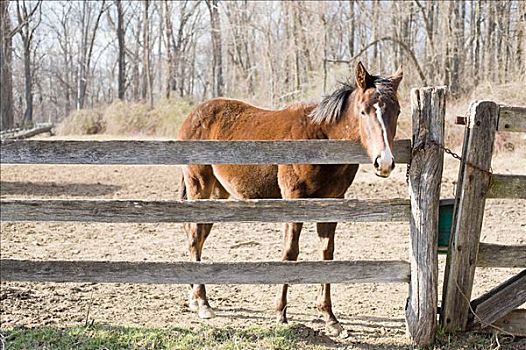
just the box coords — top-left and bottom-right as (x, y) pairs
(102, 100), (151, 136)
(432, 330), (524, 350)
(2, 324), (305, 350)
(56, 109), (104, 136)
(57, 98), (194, 138)
(4, 323), (526, 350)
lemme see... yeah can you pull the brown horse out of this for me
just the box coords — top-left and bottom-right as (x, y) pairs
(178, 62), (402, 336)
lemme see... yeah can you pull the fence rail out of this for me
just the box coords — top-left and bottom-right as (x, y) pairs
(0, 139), (412, 165)
(487, 174), (526, 199)
(469, 270), (526, 330)
(0, 259), (411, 285)
(477, 243), (526, 268)
(0, 198), (411, 223)
(498, 106), (526, 132)
(476, 309), (526, 337)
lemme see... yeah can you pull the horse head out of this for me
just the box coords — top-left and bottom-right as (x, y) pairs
(353, 62), (402, 178)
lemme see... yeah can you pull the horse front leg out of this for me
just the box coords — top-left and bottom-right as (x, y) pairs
(185, 222), (215, 319)
(275, 222), (303, 324)
(181, 165), (219, 319)
(316, 222), (344, 336)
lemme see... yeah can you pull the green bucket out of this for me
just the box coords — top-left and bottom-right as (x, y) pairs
(438, 199), (455, 253)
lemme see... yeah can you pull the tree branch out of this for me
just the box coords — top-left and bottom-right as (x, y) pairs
(325, 36), (428, 85)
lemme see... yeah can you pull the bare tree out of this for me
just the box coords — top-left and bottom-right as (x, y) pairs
(115, 0), (125, 100)
(44, 2), (75, 117)
(1, 0), (15, 130)
(164, 1), (174, 98)
(76, 0), (107, 110)
(164, 1), (202, 99)
(224, 1), (257, 94)
(206, 0), (224, 97)
(15, 0), (42, 126)
(3, 0), (525, 127)
(348, 0), (355, 59)
(141, 0), (153, 108)
(517, 2), (526, 80)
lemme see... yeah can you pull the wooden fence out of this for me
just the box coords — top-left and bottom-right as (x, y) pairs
(0, 87), (447, 346)
(440, 102), (526, 337)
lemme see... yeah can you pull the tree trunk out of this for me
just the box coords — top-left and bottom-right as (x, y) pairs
(417, 0), (436, 82)
(164, 3), (172, 98)
(131, 17), (141, 101)
(472, 0), (481, 85)
(77, 0), (105, 110)
(206, 0), (224, 97)
(391, 2), (400, 67)
(0, 0), (14, 130)
(517, 2), (526, 80)
(502, 2), (510, 83)
(156, 2), (163, 100)
(372, 0), (379, 68)
(116, 0), (125, 100)
(485, 1), (496, 81)
(348, 0), (355, 59)
(23, 38), (33, 125)
(142, 0), (153, 108)
(442, 2), (453, 88)
(77, 1), (87, 110)
(141, 0), (148, 100)
(449, 0), (463, 97)
(16, 0), (42, 125)
(292, 3), (301, 91)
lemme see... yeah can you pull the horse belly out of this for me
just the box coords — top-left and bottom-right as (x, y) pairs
(212, 165), (281, 199)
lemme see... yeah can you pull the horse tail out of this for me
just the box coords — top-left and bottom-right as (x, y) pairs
(178, 172), (187, 200)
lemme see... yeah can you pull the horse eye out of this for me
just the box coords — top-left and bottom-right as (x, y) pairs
(360, 110), (366, 117)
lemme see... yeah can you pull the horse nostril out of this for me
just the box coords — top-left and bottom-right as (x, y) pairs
(374, 157), (380, 169)
(391, 161), (395, 171)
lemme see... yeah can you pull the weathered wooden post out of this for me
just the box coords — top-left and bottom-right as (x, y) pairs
(406, 86), (446, 345)
(440, 101), (498, 332)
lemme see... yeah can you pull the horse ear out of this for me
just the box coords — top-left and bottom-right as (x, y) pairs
(355, 61), (374, 90)
(391, 65), (403, 90)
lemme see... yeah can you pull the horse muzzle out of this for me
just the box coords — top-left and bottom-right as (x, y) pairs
(373, 154), (395, 178)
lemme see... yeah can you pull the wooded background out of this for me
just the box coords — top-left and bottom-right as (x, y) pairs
(1, 0), (525, 131)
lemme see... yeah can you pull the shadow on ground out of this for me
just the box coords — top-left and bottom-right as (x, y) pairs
(0, 181), (121, 197)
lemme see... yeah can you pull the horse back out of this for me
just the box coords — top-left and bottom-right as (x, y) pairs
(178, 98), (317, 141)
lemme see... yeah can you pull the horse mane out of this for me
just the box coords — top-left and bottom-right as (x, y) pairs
(309, 77), (399, 124)
(309, 82), (354, 124)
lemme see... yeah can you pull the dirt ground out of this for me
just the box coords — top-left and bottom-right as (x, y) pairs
(1, 136), (525, 349)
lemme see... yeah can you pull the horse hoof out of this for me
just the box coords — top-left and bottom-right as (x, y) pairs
(325, 321), (344, 337)
(276, 316), (288, 324)
(198, 306), (216, 319)
(188, 299), (199, 312)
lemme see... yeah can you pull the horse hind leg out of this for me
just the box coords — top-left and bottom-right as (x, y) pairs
(182, 165), (222, 319)
(316, 222), (344, 336)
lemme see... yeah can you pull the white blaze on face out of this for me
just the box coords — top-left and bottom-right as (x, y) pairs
(373, 103), (394, 175)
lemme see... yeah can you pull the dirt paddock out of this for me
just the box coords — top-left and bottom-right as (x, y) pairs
(1, 140), (525, 348)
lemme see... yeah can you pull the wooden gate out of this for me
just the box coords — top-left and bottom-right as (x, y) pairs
(441, 101), (526, 336)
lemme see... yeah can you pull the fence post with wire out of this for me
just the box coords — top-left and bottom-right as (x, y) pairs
(440, 101), (526, 336)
